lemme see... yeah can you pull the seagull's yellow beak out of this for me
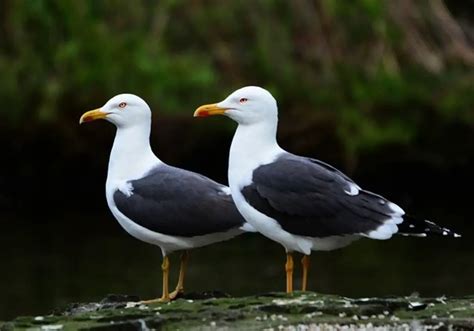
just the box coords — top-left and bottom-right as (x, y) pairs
(193, 103), (227, 117)
(79, 108), (107, 124)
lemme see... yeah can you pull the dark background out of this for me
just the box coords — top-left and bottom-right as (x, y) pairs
(0, 0), (473, 321)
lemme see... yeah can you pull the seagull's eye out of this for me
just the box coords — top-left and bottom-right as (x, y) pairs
(239, 98), (248, 104)
(118, 102), (127, 109)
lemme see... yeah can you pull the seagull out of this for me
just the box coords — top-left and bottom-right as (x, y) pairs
(79, 94), (254, 302)
(194, 86), (460, 293)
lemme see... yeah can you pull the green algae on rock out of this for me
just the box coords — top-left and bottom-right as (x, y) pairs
(2, 292), (474, 330)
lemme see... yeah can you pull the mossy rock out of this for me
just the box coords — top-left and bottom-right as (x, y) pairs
(2, 292), (474, 330)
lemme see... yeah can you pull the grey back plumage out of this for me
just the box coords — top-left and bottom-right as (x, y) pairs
(114, 164), (246, 237)
(241, 153), (397, 237)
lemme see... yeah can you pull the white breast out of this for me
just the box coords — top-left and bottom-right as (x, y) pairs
(227, 124), (310, 251)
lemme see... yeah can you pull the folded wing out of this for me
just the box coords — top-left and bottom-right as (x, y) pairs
(114, 165), (246, 237)
(241, 153), (404, 239)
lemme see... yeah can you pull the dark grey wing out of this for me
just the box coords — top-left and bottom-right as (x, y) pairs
(241, 153), (401, 237)
(113, 165), (246, 237)
(306, 158), (359, 187)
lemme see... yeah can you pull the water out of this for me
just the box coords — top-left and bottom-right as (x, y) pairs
(0, 208), (471, 321)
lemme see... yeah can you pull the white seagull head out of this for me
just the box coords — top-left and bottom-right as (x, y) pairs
(194, 86), (278, 125)
(80, 93), (151, 128)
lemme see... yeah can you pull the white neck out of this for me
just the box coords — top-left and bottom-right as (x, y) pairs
(107, 122), (161, 182)
(229, 120), (284, 186)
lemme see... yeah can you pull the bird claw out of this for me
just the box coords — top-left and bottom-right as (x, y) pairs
(140, 289), (184, 304)
(169, 288), (184, 300)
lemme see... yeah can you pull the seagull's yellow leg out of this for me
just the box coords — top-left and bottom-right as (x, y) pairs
(285, 252), (294, 293)
(170, 250), (189, 300)
(141, 256), (170, 304)
(301, 255), (310, 291)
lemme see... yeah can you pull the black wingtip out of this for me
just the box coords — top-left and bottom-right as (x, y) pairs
(398, 215), (461, 238)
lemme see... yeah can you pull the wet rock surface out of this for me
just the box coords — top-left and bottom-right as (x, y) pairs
(1, 292), (474, 330)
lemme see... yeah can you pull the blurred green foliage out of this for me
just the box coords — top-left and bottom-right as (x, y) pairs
(1, 0), (473, 156)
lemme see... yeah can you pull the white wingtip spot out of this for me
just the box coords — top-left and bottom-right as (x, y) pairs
(391, 216), (404, 225)
(401, 233), (428, 237)
(344, 183), (360, 196)
(388, 202), (405, 216)
(454, 233), (462, 238)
